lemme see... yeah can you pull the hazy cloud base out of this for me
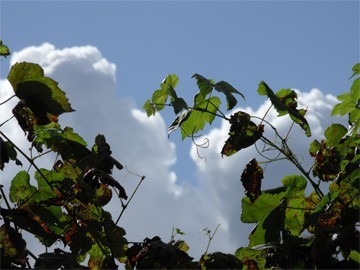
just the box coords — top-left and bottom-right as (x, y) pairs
(0, 43), (345, 260)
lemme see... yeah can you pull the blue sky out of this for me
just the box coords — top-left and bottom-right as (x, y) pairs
(0, 0), (359, 262)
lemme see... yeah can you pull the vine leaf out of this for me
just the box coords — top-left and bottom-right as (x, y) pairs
(180, 97), (221, 139)
(192, 73), (244, 110)
(332, 64), (360, 136)
(282, 175), (307, 235)
(348, 63), (360, 80)
(1, 208), (59, 246)
(214, 81), (245, 110)
(241, 189), (286, 247)
(9, 170), (37, 204)
(221, 111), (264, 157)
(192, 74), (214, 105)
(7, 62), (74, 119)
(324, 123), (347, 146)
(143, 74), (187, 116)
(240, 159), (263, 202)
(0, 40), (10, 57)
(257, 81), (311, 137)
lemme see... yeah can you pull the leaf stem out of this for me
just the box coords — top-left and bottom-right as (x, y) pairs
(0, 94), (16, 106)
(115, 170), (145, 225)
(203, 224), (220, 255)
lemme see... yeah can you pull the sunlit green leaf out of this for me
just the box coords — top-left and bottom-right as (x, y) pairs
(324, 123), (347, 146)
(351, 78), (360, 100)
(282, 175), (307, 196)
(309, 139), (321, 156)
(241, 191), (286, 223)
(9, 171), (37, 204)
(349, 250), (360, 263)
(143, 99), (156, 116)
(163, 74), (179, 89)
(180, 97), (221, 139)
(349, 63), (360, 79)
(0, 40), (10, 57)
(152, 89), (168, 111)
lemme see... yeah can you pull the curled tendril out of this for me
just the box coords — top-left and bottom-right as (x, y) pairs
(193, 137), (210, 162)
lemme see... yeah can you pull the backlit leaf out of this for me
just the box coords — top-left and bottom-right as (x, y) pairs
(324, 123), (347, 146)
(180, 97), (221, 140)
(257, 81), (311, 137)
(9, 171), (37, 204)
(8, 62), (74, 118)
(214, 80), (245, 110)
(0, 40), (10, 57)
(349, 63), (360, 79)
(192, 73), (214, 105)
(143, 99), (156, 116)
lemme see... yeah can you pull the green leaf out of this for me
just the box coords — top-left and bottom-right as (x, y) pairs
(151, 88), (168, 111)
(9, 171), (37, 204)
(174, 240), (189, 252)
(349, 250), (360, 263)
(34, 169), (61, 200)
(192, 73), (214, 105)
(309, 139), (321, 156)
(143, 99), (156, 117)
(241, 191), (286, 223)
(281, 175), (308, 236)
(285, 197), (307, 235)
(7, 62), (74, 117)
(324, 123), (347, 146)
(175, 227), (185, 235)
(214, 81), (245, 110)
(332, 92), (357, 116)
(180, 97), (221, 139)
(257, 81), (311, 137)
(349, 63), (360, 79)
(62, 127), (87, 146)
(281, 175), (307, 195)
(0, 40), (10, 57)
(351, 77), (360, 100)
(163, 74), (179, 89)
